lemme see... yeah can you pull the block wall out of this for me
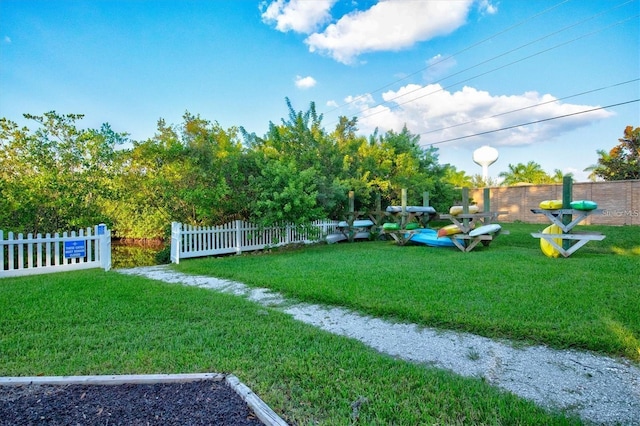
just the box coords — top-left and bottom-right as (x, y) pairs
(469, 180), (640, 225)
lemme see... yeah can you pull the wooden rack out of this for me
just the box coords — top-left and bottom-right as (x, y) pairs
(381, 189), (437, 245)
(530, 208), (605, 257)
(438, 210), (508, 252)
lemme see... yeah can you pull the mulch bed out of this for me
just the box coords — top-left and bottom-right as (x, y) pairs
(0, 380), (265, 425)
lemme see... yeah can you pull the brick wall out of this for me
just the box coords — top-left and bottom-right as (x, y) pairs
(469, 180), (640, 226)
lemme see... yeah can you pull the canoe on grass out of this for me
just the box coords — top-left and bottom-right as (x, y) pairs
(410, 229), (457, 248)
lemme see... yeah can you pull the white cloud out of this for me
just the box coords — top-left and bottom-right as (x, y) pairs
(478, 0), (499, 15)
(261, 0), (337, 34)
(295, 75), (317, 89)
(346, 84), (613, 148)
(305, 0), (474, 64)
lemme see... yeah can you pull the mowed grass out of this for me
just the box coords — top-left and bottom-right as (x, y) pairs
(174, 223), (640, 362)
(0, 271), (581, 425)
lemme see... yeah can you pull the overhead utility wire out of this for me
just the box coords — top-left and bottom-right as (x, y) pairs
(359, 0), (636, 118)
(359, 14), (639, 122)
(424, 99), (640, 146)
(419, 78), (640, 136)
(322, 0), (573, 115)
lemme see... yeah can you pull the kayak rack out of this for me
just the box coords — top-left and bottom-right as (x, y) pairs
(530, 208), (605, 257)
(530, 176), (606, 258)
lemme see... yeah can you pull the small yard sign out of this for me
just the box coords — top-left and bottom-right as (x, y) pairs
(64, 240), (86, 259)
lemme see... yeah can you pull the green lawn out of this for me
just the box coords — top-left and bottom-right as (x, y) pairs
(173, 223), (640, 362)
(1, 222), (637, 424)
(1, 270), (580, 425)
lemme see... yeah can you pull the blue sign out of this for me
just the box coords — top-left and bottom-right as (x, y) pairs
(98, 224), (106, 236)
(64, 240), (86, 259)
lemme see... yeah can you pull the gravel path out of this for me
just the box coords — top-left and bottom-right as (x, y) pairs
(118, 266), (640, 425)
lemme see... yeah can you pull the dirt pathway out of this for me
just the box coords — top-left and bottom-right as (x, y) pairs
(119, 266), (640, 425)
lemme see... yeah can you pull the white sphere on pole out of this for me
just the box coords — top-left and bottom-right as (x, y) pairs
(473, 146), (499, 181)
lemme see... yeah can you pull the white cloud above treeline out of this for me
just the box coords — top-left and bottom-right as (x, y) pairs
(263, 0), (612, 150)
(295, 75), (317, 89)
(306, 0), (473, 64)
(344, 84), (613, 148)
(261, 0), (479, 64)
(261, 0), (337, 33)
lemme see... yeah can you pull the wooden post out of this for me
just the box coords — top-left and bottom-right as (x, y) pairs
(562, 176), (572, 250)
(423, 191), (430, 207)
(483, 188), (490, 213)
(348, 190), (355, 242)
(375, 193), (382, 226)
(461, 187), (470, 229)
(401, 188), (408, 228)
(348, 191), (355, 225)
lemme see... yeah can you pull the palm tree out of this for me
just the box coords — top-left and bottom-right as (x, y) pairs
(552, 169), (571, 183)
(498, 161), (552, 186)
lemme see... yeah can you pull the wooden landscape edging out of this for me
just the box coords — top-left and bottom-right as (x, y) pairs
(0, 373), (289, 426)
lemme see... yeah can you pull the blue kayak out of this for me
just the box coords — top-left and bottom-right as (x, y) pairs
(409, 229), (457, 247)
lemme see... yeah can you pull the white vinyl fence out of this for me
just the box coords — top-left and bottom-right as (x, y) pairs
(170, 220), (340, 264)
(0, 224), (111, 278)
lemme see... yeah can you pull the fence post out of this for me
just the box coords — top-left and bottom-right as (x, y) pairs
(234, 220), (243, 254)
(98, 223), (111, 271)
(0, 230), (3, 272)
(171, 222), (181, 264)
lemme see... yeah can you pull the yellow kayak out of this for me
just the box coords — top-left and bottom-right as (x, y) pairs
(540, 224), (563, 258)
(449, 205), (479, 215)
(437, 224), (466, 237)
(539, 200), (563, 210)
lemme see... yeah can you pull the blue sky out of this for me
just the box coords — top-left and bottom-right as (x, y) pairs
(1, 0), (638, 182)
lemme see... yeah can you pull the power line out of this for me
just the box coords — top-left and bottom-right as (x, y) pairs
(360, 0), (636, 117)
(322, 0), (637, 129)
(322, 0), (574, 115)
(419, 79), (640, 136)
(358, 12), (639, 121)
(424, 99), (640, 146)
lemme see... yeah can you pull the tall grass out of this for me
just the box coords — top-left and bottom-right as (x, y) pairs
(0, 271), (580, 425)
(174, 223), (640, 362)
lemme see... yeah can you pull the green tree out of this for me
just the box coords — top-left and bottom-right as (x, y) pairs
(469, 174), (499, 188)
(247, 99), (346, 224)
(0, 112), (125, 233)
(248, 157), (324, 225)
(590, 126), (640, 181)
(444, 166), (473, 188)
(498, 161), (554, 186)
(108, 114), (244, 238)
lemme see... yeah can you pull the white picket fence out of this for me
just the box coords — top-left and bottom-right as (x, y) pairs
(0, 224), (111, 278)
(170, 220), (340, 264)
